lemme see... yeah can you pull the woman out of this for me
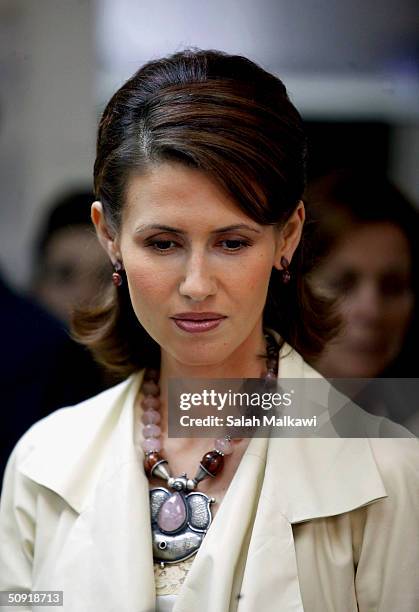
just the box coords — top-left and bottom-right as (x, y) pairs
(1, 50), (418, 612)
(306, 169), (419, 431)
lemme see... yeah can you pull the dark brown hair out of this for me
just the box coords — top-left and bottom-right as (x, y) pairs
(73, 49), (336, 377)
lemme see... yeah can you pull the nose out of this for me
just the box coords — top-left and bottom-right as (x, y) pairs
(347, 281), (383, 324)
(178, 251), (217, 302)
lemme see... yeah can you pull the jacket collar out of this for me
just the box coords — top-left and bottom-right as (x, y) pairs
(19, 372), (144, 513)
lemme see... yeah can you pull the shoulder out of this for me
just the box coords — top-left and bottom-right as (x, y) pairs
(368, 437), (419, 493)
(349, 438), (419, 540)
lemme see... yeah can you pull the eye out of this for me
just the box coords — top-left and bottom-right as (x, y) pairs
(325, 271), (358, 294)
(218, 239), (251, 251)
(148, 239), (179, 252)
(45, 263), (77, 284)
(379, 274), (411, 297)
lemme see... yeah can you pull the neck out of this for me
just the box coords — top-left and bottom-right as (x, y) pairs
(160, 325), (267, 385)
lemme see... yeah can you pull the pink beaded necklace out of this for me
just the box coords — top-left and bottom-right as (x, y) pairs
(140, 333), (279, 565)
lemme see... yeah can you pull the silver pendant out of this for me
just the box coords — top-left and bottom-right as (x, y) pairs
(150, 486), (215, 564)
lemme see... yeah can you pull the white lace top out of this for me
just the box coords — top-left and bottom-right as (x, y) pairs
(154, 556), (195, 595)
(153, 552), (195, 610)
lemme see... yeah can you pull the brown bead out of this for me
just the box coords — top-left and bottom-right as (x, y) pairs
(144, 368), (159, 383)
(201, 450), (224, 476)
(144, 451), (163, 477)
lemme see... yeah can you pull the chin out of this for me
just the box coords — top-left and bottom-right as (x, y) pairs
(175, 349), (229, 368)
(168, 338), (232, 368)
(342, 358), (388, 379)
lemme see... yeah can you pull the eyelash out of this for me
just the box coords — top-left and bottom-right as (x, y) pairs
(145, 238), (252, 253)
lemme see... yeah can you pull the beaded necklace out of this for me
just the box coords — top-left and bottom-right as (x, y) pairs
(140, 333), (279, 565)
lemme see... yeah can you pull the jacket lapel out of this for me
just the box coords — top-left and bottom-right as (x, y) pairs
(172, 436), (272, 611)
(20, 372), (157, 612)
(174, 435), (306, 612)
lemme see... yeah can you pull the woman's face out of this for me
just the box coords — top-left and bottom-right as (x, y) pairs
(95, 163), (303, 371)
(312, 222), (414, 377)
(34, 226), (110, 324)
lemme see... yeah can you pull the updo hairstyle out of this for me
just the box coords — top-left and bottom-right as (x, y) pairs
(73, 49), (336, 376)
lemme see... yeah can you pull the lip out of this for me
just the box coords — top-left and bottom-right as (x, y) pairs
(172, 312), (225, 321)
(171, 312), (227, 334)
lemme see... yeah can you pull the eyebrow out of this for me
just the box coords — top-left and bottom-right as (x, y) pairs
(135, 223), (262, 235)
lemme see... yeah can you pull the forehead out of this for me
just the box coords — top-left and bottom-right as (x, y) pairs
(331, 222), (411, 271)
(46, 226), (107, 266)
(123, 162), (252, 227)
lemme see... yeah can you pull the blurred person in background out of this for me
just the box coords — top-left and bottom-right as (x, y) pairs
(31, 190), (111, 325)
(1, 191), (114, 485)
(305, 168), (419, 430)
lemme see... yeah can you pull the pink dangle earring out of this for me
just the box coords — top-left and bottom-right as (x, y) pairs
(280, 256), (291, 284)
(112, 261), (124, 287)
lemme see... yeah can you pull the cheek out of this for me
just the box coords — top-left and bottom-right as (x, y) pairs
(124, 265), (170, 338)
(123, 265), (172, 336)
(126, 268), (168, 301)
(387, 294), (414, 331)
(383, 296), (414, 361)
(122, 248), (176, 303)
(232, 256), (274, 308)
(338, 298), (355, 322)
(252, 257), (274, 285)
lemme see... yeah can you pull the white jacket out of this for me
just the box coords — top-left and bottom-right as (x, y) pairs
(1, 345), (418, 611)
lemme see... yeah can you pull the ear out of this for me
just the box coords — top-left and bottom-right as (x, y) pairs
(91, 201), (121, 265)
(273, 200), (305, 269)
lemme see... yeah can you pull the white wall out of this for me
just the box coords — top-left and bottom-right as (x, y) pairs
(0, 0), (96, 287)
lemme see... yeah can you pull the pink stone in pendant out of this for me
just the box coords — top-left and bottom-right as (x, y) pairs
(143, 424), (161, 438)
(157, 492), (187, 533)
(265, 371), (277, 381)
(214, 437), (233, 455)
(142, 438), (162, 453)
(141, 409), (161, 425)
